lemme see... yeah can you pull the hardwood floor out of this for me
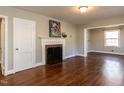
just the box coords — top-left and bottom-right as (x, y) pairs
(0, 52), (124, 86)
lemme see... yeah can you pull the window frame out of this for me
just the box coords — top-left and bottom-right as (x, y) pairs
(104, 29), (120, 47)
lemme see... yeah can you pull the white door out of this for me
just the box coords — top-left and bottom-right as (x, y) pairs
(14, 18), (35, 72)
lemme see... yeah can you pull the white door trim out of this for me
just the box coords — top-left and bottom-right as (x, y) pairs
(13, 17), (36, 73)
(84, 23), (124, 57)
(0, 15), (8, 76)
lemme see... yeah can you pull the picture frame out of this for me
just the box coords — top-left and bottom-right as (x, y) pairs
(49, 20), (61, 37)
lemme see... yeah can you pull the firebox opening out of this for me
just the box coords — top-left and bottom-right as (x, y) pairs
(46, 44), (62, 64)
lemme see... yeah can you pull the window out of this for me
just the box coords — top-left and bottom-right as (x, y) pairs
(104, 30), (120, 47)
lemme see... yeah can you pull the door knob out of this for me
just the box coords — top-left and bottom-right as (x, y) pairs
(16, 48), (19, 50)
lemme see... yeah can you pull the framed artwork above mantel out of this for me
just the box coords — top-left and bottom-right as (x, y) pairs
(49, 20), (61, 37)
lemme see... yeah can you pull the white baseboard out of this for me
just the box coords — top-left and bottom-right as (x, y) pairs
(64, 54), (84, 59)
(76, 54), (84, 57)
(6, 69), (15, 75)
(88, 50), (93, 53)
(64, 54), (76, 59)
(89, 50), (124, 55)
(35, 62), (44, 67)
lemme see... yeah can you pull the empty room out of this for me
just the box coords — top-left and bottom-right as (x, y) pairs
(0, 6), (124, 86)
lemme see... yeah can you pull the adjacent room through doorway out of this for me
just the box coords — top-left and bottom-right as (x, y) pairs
(86, 25), (124, 55)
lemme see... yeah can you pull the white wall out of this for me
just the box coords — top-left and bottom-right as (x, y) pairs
(0, 7), (78, 71)
(76, 25), (84, 55)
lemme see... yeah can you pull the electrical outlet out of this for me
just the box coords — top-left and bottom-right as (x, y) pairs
(111, 50), (114, 52)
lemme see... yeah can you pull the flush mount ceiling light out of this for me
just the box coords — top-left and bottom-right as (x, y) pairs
(79, 6), (88, 13)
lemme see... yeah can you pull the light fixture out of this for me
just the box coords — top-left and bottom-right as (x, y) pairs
(79, 6), (88, 13)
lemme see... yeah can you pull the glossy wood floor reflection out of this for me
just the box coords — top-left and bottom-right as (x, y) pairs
(1, 52), (124, 86)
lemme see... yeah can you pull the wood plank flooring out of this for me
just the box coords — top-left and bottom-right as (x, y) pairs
(0, 52), (124, 86)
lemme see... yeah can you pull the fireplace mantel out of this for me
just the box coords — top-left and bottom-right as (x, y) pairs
(41, 37), (65, 65)
(41, 37), (65, 44)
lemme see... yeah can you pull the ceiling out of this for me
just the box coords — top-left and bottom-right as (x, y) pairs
(14, 6), (124, 24)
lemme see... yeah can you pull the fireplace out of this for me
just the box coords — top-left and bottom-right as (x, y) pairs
(45, 44), (62, 64)
(40, 37), (65, 65)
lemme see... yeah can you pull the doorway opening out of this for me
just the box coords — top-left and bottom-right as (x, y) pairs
(0, 17), (6, 77)
(84, 23), (124, 57)
(0, 15), (8, 76)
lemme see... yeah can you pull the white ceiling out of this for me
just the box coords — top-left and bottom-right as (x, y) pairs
(14, 6), (124, 24)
